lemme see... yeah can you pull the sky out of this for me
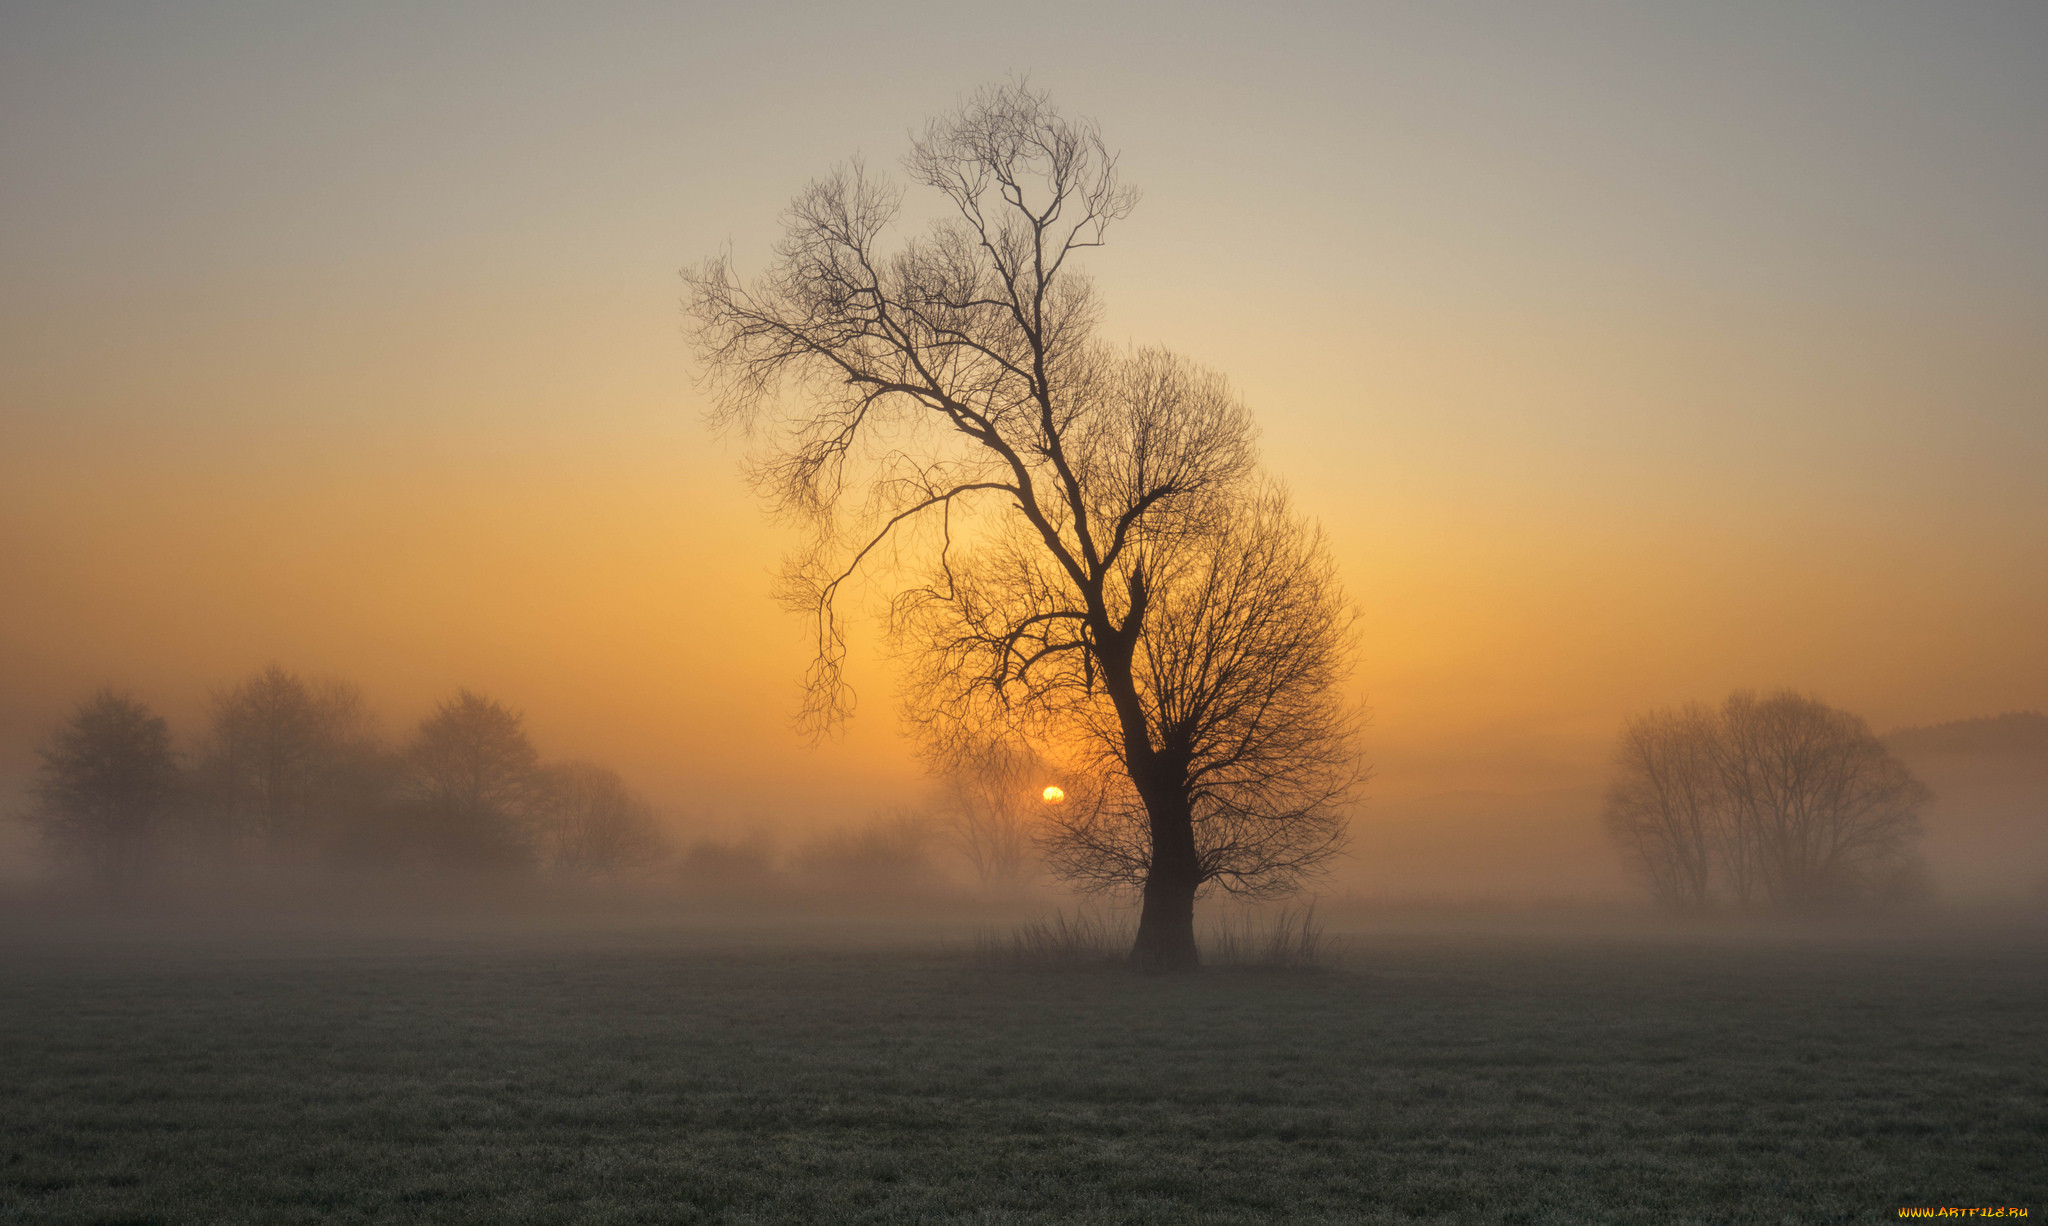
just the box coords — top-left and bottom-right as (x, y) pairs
(3, 0), (2044, 835)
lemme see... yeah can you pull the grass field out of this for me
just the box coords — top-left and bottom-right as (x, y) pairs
(1, 915), (2042, 1223)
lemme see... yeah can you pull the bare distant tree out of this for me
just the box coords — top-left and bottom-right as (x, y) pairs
(405, 690), (546, 867)
(198, 665), (376, 858)
(1605, 690), (1928, 908)
(25, 691), (181, 895)
(1717, 690), (1927, 908)
(538, 761), (667, 877)
(1603, 704), (1721, 908)
(935, 740), (1041, 890)
(687, 83), (1359, 968)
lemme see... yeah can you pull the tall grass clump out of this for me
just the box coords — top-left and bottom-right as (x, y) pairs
(977, 904), (1339, 971)
(1202, 903), (1340, 970)
(974, 909), (1132, 969)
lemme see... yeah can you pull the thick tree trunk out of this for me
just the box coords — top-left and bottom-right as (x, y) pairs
(1091, 596), (1202, 971)
(1131, 863), (1201, 972)
(1130, 789), (1202, 972)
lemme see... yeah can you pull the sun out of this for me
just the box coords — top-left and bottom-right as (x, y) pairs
(1041, 785), (1066, 804)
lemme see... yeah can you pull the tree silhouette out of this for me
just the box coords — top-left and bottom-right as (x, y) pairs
(1718, 690), (1927, 907)
(688, 83), (1359, 967)
(26, 691), (181, 895)
(1009, 487), (1355, 906)
(1604, 703), (1721, 908)
(405, 690), (545, 867)
(197, 665), (376, 859)
(538, 761), (666, 876)
(935, 739), (1042, 891)
(1606, 690), (1928, 908)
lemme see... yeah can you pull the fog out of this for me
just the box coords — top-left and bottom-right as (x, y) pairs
(3, 671), (2043, 933)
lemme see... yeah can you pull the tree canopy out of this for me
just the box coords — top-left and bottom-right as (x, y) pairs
(1606, 689), (1928, 908)
(688, 83), (1360, 967)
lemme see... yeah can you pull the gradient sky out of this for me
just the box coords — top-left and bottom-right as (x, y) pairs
(3, 1), (2044, 832)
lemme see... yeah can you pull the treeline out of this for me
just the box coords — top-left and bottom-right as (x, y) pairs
(15, 667), (1060, 905)
(18, 667), (664, 895)
(1605, 689), (1930, 909)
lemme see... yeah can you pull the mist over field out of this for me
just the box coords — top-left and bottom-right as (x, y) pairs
(7, 686), (2043, 916)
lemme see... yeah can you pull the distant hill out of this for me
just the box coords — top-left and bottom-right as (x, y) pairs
(1883, 712), (2047, 901)
(1885, 711), (2048, 765)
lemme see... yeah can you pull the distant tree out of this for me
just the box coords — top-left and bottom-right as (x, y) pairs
(687, 82), (1360, 968)
(935, 740), (1041, 890)
(538, 761), (667, 876)
(1605, 690), (1929, 908)
(25, 691), (182, 895)
(1603, 704), (1721, 908)
(405, 690), (545, 867)
(197, 665), (377, 859)
(1718, 690), (1928, 908)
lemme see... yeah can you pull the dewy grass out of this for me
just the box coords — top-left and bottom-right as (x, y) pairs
(2, 924), (2043, 1223)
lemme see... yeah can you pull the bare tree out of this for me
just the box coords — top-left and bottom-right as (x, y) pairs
(935, 739), (1041, 890)
(688, 85), (1359, 967)
(538, 761), (667, 877)
(405, 690), (546, 867)
(197, 665), (376, 859)
(1717, 690), (1927, 908)
(25, 691), (182, 896)
(1605, 690), (1928, 908)
(1603, 703), (1721, 908)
